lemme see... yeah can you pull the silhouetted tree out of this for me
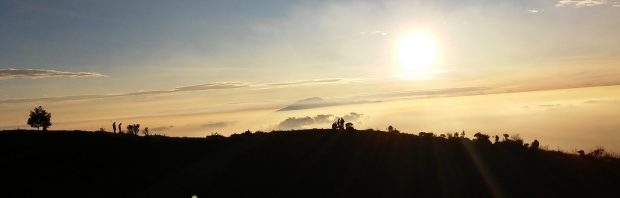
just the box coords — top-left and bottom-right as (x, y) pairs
(345, 122), (355, 131)
(473, 132), (491, 144)
(503, 134), (509, 141)
(531, 139), (540, 150)
(510, 134), (524, 146)
(589, 147), (605, 158)
(387, 125), (399, 133)
(338, 118), (345, 130)
(461, 130), (465, 138)
(143, 127), (150, 136)
(494, 135), (499, 144)
(126, 124), (140, 135)
(577, 150), (585, 156)
(27, 106), (52, 131)
(331, 122), (337, 130)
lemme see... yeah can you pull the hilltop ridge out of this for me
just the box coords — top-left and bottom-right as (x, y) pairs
(1, 129), (619, 198)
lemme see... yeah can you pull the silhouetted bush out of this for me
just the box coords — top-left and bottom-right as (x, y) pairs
(473, 132), (491, 144)
(206, 132), (225, 140)
(530, 140), (540, 150)
(126, 124), (140, 135)
(345, 122), (355, 131)
(387, 125), (399, 133)
(27, 106), (52, 131)
(143, 127), (150, 136)
(589, 147), (606, 158)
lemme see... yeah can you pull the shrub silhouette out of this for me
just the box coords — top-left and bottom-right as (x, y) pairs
(143, 127), (150, 136)
(473, 132), (491, 144)
(27, 106), (52, 131)
(531, 139), (540, 149)
(589, 147), (606, 158)
(387, 125), (399, 133)
(126, 124), (141, 135)
(345, 122), (355, 131)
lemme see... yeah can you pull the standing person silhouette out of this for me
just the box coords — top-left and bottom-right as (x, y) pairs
(118, 123), (123, 133)
(112, 122), (117, 133)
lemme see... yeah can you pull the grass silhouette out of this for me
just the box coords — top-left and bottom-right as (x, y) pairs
(1, 129), (619, 198)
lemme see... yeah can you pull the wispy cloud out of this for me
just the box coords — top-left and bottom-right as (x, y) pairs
(359, 87), (491, 100)
(254, 78), (360, 90)
(1, 82), (248, 103)
(202, 121), (236, 129)
(527, 9), (543, 13)
(276, 112), (363, 130)
(0, 78), (352, 103)
(0, 68), (105, 80)
(278, 87), (490, 111)
(556, 0), (609, 7)
(278, 97), (376, 111)
(151, 125), (174, 132)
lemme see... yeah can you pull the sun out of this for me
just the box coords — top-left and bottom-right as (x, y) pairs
(395, 31), (439, 79)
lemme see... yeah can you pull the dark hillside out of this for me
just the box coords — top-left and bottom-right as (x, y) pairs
(1, 130), (619, 198)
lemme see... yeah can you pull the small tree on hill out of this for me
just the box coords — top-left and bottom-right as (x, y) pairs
(473, 132), (491, 144)
(345, 122), (355, 131)
(27, 106), (52, 131)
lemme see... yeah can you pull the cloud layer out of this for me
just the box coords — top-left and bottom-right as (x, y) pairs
(276, 112), (363, 129)
(1, 82), (248, 103)
(0, 68), (105, 79)
(202, 121), (236, 129)
(556, 0), (615, 7)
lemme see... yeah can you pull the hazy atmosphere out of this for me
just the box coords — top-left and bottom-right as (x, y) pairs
(2, 0), (620, 152)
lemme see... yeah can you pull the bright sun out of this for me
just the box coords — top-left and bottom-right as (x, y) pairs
(396, 31), (439, 79)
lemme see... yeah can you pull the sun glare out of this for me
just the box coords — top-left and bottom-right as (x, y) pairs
(395, 31), (439, 79)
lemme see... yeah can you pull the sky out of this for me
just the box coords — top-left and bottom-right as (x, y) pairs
(1, 0), (620, 152)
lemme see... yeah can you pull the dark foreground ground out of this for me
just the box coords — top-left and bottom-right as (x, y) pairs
(1, 129), (619, 198)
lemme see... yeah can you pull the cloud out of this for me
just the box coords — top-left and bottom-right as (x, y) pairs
(278, 97), (376, 111)
(556, 0), (609, 7)
(255, 78), (362, 90)
(277, 116), (317, 129)
(527, 9), (542, 13)
(343, 112), (363, 122)
(1, 78), (350, 103)
(151, 125), (174, 132)
(275, 113), (363, 129)
(360, 87), (491, 100)
(202, 121), (236, 129)
(276, 114), (336, 129)
(358, 30), (388, 36)
(278, 87), (488, 111)
(175, 82), (248, 91)
(1, 81), (248, 103)
(0, 68), (105, 80)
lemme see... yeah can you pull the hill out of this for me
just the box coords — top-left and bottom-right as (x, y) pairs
(1, 129), (619, 198)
